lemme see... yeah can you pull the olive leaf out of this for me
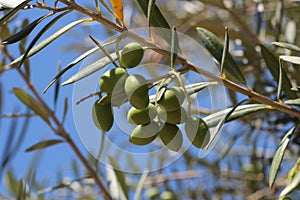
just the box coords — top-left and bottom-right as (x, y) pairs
(10, 18), (86, 66)
(18, 11), (71, 68)
(110, 0), (124, 23)
(272, 42), (300, 52)
(280, 55), (300, 65)
(25, 139), (64, 152)
(285, 98), (300, 106)
(1, 15), (48, 45)
(0, 0), (31, 26)
(203, 104), (269, 128)
(108, 156), (129, 200)
(269, 125), (297, 188)
(134, 171), (149, 200)
(61, 52), (119, 86)
(170, 26), (179, 69)
(136, 0), (171, 44)
(196, 27), (247, 85)
(220, 27), (229, 75)
(280, 171), (300, 197)
(260, 44), (297, 99)
(43, 46), (99, 93)
(13, 88), (50, 124)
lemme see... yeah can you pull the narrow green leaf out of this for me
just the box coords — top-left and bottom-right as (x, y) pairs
(147, 0), (155, 40)
(13, 88), (50, 124)
(285, 98), (300, 106)
(43, 46), (99, 93)
(0, 0), (31, 26)
(280, 55), (300, 65)
(134, 171), (149, 200)
(196, 27), (246, 85)
(1, 15), (48, 45)
(269, 126), (297, 188)
(10, 18), (86, 66)
(25, 139), (64, 152)
(203, 104), (269, 127)
(260, 44), (297, 99)
(108, 156), (129, 200)
(170, 26), (179, 69)
(18, 11), (71, 68)
(204, 99), (249, 151)
(6, 169), (19, 196)
(280, 171), (300, 197)
(89, 35), (119, 68)
(54, 63), (61, 108)
(61, 52), (118, 86)
(62, 97), (68, 124)
(17, 179), (25, 200)
(136, 0), (171, 44)
(220, 27), (229, 74)
(272, 42), (300, 52)
(277, 60), (283, 100)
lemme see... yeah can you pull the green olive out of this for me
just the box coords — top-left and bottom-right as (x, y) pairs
(127, 103), (157, 125)
(119, 42), (144, 68)
(99, 68), (127, 94)
(146, 187), (160, 200)
(158, 87), (185, 111)
(159, 123), (183, 152)
(92, 101), (113, 132)
(160, 190), (176, 200)
(185, 117), (210, 148)
(157, 106), (187, 124)
(125, 74), (149, 109)
(130, 122), (159, 145)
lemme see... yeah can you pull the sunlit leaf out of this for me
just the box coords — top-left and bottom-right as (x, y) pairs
(220, 27), (229, 75)
(18, 11), (71, 68)
(280, 171), (300, 197)
(272, 42), (300, 52)
(285, 98), (300, 106)
(61, 52), (118, 86)
(280, 55), (300, 65)
(108, 156), (129, 200)
(203, 104), (269, 127)
(0, 0), (31, 26)
(10, 18), (87, 66)
(13, 88), (50, 124)
(134, 171), (149, 200)
(196, 27), (246, 85)
(17, 179), (26, 200)
(43, 46), (99, 93)
(110, 0), (124, 23)
(136, 0), (171, 44)
(260, 44), (296, 99)
(269, 126), (297, 188)
(1, 15), (48, 45)
(25, 139), (64, 152)
(277, 60), (283, 100)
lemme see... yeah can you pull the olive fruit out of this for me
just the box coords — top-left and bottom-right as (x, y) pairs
(92, 101), (113, 132)
(130, 122), (159, 145)
(127, 103), (157, 125)
(125, 74), (149, 109)
(99, 68), (127, 94)
(146, 187), (160, 199)
(157, 106), (187, 124)
(185, 117), (210, 148)
(119, 42), (144, 68)
(160, 190), (176, 200)
(158, 87), (185, 111)
(159, 123), (183, 152)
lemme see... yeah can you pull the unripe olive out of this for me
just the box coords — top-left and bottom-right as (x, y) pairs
(130, 122), (159, 145)
(92, 101), (113, 132)
(185, 117), (210, 148)
(119, 42), (144, 68)
(99, 68), (127, 94)
(127, 103), (157, 125)
(160, 190), (176, 200)
(159, 123), (183, 152)
(125, 74), (149, 109)
(158, 87), (185, 111)
(146, 187), (160, 199)
(157, 106), (187, 124)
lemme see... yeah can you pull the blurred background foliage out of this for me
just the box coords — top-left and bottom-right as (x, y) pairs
(0, 0), (300, 199)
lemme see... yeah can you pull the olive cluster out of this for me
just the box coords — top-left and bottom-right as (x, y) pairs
(92, 42), (210, 151)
